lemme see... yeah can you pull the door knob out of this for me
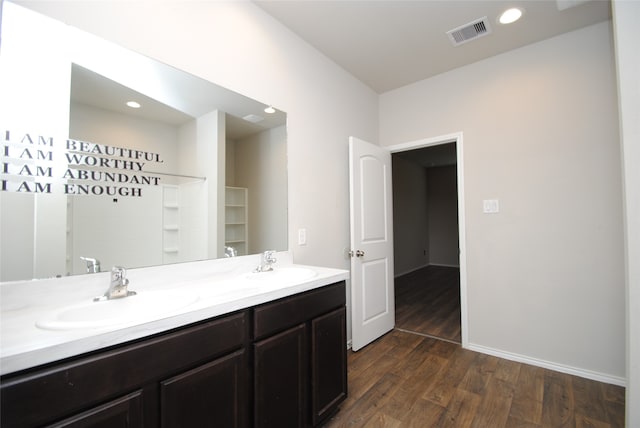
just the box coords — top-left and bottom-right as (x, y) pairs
(349, 249), (365, 257)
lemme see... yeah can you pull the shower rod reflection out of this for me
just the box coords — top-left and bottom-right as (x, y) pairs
(144, 171), (206, 181)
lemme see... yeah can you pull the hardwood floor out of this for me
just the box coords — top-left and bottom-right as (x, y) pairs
(323, 330), (625, 428)
(395, 265), (461, 343)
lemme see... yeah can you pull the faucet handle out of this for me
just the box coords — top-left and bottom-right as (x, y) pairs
(111, 266), (127, 283)
(94, 266), (135, 301)
(264, 250), (277, 264)
(110, 266), (131, 292)
(254, 250), (277, 273)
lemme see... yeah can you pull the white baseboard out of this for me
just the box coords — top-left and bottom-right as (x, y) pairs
(466, 343), (626, 387)
(394, 263), (460, 278)
(394, 264), (429, 278)
(428, 262), (460, 268)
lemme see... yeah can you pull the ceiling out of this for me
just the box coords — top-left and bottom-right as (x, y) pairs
(254, 0), (612, 93)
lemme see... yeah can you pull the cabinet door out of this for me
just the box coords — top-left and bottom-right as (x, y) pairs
(46, 391), (143, 428)
(160, 349), (247, 428)
(254, 324), (308, 428)
(311, 307), (347, 426)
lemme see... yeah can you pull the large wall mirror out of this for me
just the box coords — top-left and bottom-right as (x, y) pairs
(0, 2), (288, 282)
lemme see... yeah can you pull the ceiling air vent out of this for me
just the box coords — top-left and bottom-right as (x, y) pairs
(446, 16), (492, 47)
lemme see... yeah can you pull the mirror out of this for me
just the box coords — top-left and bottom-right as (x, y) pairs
(0, 2), (288, 282)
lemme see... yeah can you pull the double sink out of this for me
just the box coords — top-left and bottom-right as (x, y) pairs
(35, 267), (318, 331)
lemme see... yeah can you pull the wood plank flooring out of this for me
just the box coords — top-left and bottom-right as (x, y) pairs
(395, 266), (461, 343)
(323, 330), (625, 428)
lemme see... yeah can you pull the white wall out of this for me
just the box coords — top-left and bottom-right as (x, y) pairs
(392, 161), (459, 276)
(612, 0), (640, 424)
(69, 102), (179, 273)
(178, 120), (208, 263)
(225, 136), (236, 185)
(427, 166), (458, 267)
(235, 125), (288, 254)
(196, 110), (226, 259)
(69, 103), (180, 174)
(392, 155), (429, 276)
(0, 3), (70, 280)
(381, 22), (625, 383)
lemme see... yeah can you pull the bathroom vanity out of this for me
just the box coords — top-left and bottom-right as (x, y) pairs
(0, 255), (349, 427)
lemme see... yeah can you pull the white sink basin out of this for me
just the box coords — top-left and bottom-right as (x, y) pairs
(243, 267), (317, 284)
(36, 290), (199, 331)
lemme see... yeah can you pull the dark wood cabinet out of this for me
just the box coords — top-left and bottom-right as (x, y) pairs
(1, 311), (249, 428)
(1, 281), (347, 428)
(160, 349), (248, 428)
(254, 324), (308, 428)
(48, 390), (144, 428)
(253, 281), (347, 427)
(311, 307), (347, 426)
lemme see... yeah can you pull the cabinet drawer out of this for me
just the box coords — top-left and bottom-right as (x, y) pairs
(1, 310), (248, 428)
(253, 281), (346, 340)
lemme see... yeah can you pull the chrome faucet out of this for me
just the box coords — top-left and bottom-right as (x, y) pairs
(94, 266), (137, 301)
(254, 250), (277, 272)
(80, 256), (101, 273)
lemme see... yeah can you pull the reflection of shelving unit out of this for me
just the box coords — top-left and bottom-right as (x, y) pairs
(225, 186), (248, 256)
(163, 185), (180, 263)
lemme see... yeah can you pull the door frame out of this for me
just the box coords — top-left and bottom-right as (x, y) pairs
(386, 132), (469, 348)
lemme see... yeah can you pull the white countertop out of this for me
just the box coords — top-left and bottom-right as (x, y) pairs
(0, 253), (349, 376)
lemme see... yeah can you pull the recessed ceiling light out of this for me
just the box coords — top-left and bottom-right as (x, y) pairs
(264, 106), (275, 114)
(243, 114), (264, 123)
(126, 101), (141, 109)
(499, 8), (524, 25)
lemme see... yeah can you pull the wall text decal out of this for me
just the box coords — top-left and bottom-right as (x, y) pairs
(1, 130), (164, 197)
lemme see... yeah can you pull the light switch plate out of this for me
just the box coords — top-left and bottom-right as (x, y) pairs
(483, 199), (500, 214)
(298, 228), (307, 245)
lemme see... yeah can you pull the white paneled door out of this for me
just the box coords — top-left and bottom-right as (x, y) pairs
(349, 137), (395, 351)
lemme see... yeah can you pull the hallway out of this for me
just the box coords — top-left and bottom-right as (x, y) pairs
(395, 265), (461, 343)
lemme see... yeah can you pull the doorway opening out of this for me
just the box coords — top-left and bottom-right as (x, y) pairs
(388, 133), (467, 346)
